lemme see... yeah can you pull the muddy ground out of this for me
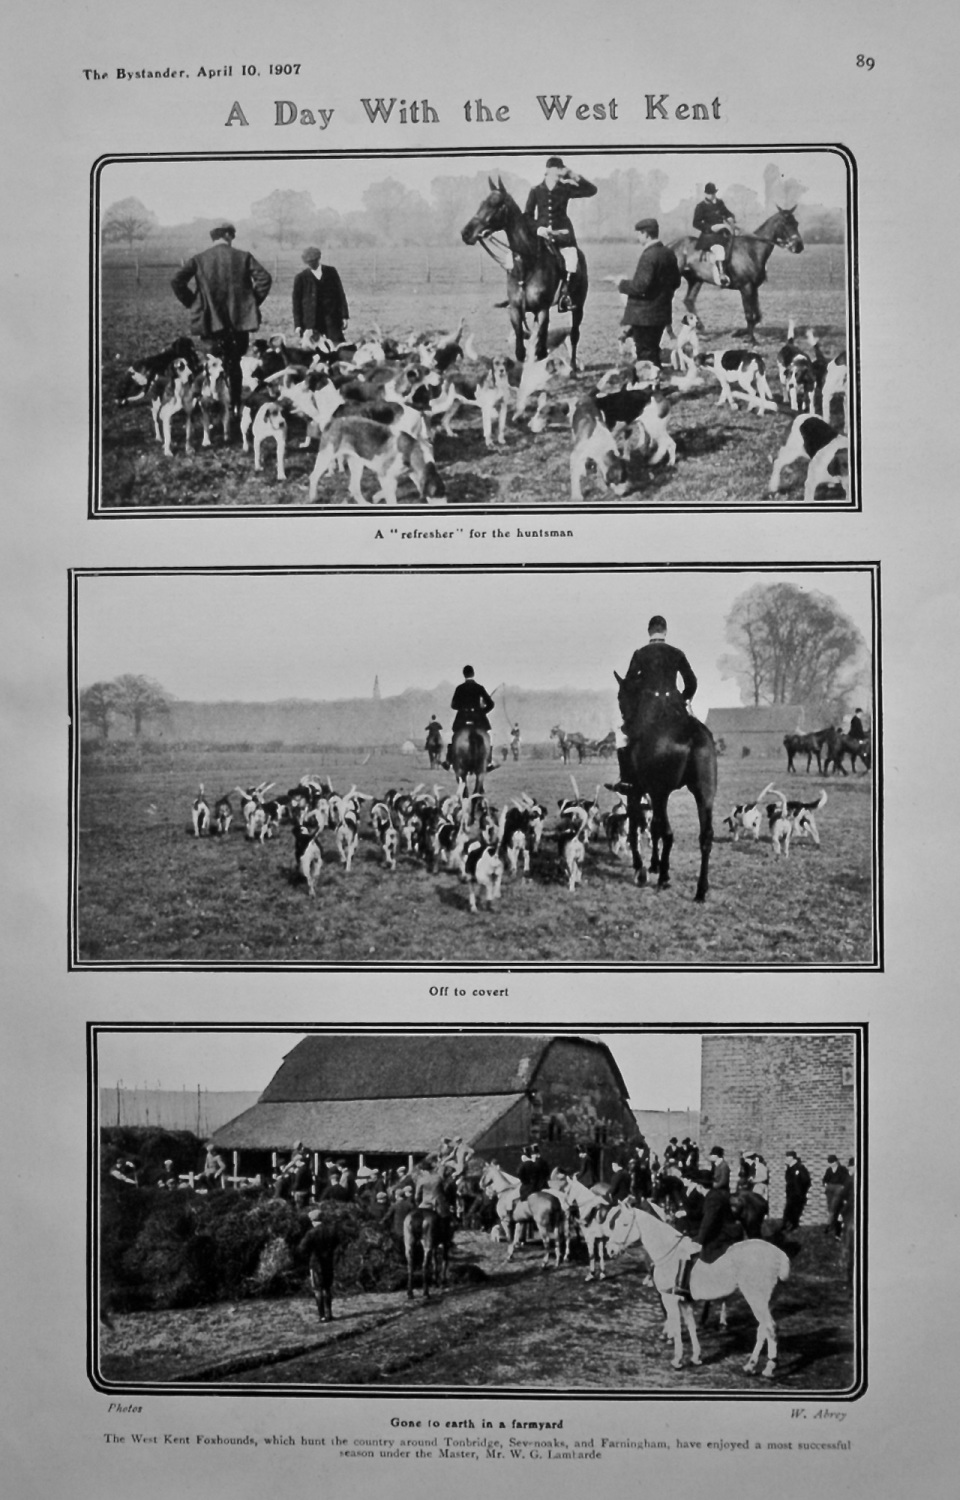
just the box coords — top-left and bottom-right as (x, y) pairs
(99, 1227), (857, 1394)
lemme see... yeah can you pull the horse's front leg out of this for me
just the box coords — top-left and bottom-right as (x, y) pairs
(740, 285), (761, 344)
(509, 300), (526, 364)
(569, 303), (583, 374)
(664, 1295), (684, 1368)
(629, 792), (648, 887)
(533, 308), (550, 363)
(683, 276), (703, 328)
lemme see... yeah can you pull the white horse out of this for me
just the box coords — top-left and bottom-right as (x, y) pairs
(479, 1162), (566, 1269)
(548, 1171), (619, 1282)
(605, 1204), (790, 1377)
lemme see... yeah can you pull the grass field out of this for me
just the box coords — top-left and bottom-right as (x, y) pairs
(97, 243), (851, 511)
(75, 745), (875, 968)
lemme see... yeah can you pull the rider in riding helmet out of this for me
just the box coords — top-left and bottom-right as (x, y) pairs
(675, 1148), (741, 1297)
(525, 156), (597, 313)
(518, 1142), (551, 1200)
(849, 707), (867, 740)
(693, 181), (736, 287)
(616, 616), (698, 783)
(443, 665), (496, 772)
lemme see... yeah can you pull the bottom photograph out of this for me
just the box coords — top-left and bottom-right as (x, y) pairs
(91, 1025), (864, 1398)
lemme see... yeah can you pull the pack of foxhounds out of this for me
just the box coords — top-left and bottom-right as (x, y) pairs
(114, 312), (848, 505)
(188, 774), (663, 913)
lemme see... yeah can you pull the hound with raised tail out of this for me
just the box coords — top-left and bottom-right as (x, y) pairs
(308, 416), (445, 505)
(212, 795), (233, 836)
(779, 788), (827, 848)
(460, 837), (504, 913)
(722, 782), (777, 842)
(432, 356), (514, 449)
(239, 391), (287, 478)
(292, 818), (323, 897)
(763, 788), (826, 856)
(370, 801), (400, 870)
(769, 413), (847, 503)
(335, 789), (371, 872)
(557, 804), (591, 891)
(705, 350), (777, 415)
(191, 786), (211, 837)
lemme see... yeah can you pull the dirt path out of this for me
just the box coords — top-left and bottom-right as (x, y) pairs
(101, 1231), (856, 1394)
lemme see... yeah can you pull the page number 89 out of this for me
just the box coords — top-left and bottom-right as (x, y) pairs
(857, 55), (875, 68)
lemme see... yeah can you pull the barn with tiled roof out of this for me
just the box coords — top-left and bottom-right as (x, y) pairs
(214, 1033), (639, 1179)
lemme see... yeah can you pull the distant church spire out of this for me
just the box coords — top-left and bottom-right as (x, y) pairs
(373, 675), (381, 700)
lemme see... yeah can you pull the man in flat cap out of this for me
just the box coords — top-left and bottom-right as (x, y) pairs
(692, 182), (736, 286)
(525, 156), (597, 312)
(171, 223), (272, 429)
(607, 218), (681, 367)
(292, 245), (350, 345)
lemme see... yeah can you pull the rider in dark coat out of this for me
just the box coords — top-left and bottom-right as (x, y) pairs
(525, 156), (597, 310)
(424, 715), (443, 753)
(443, 666), (496, 771)
(517, 1144), (550, 1200)
(849, 709), (867, 740)
(617, 616), (698, 783)
(692, 183), (736, 285)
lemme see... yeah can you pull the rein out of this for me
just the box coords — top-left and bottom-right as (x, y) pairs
(477, 233), (514, 274)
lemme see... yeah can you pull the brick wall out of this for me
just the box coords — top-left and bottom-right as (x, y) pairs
(699, 1034), (858, 1221)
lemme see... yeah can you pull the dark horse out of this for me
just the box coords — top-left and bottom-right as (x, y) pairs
(448, 723), (492, 796)
(783, 727), (833, 775)
(461, 178), (588, 369)
(671, 206), (804, 343)
(614, 676), (718, 903)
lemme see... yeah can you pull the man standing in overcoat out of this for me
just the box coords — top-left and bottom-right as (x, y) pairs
(292, 245), (350, 344)
(610, 218), (682, 366)
(171, 223), (272, 425)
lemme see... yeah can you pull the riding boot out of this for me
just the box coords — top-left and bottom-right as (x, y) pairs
(617, 747), (632, 784)
(557, 277), (572, 314)
(674, 1255), (695, 1299)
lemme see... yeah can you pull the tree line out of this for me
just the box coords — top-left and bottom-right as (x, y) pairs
(101, 163), (845, 258)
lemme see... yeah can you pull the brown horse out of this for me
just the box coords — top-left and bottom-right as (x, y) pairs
(448, 723), (492, 796)
(461, 178), (588, 369)
(614, 675), (718, 903)
(671, 206), (804, 343)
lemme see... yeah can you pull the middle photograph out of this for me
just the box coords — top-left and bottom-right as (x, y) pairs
(70, 562), (879, 972)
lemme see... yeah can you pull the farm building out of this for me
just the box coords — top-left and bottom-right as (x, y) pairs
(699, 1033), (859, 1222)
(705, 704), (808, 759)
(213, 1033), (639, 1181)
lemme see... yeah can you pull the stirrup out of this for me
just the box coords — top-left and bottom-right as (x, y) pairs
(557, 290), (572, 313)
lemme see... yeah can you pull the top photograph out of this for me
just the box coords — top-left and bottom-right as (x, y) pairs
(92, 146), (856, 516)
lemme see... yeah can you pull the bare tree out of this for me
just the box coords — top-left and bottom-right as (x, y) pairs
(80, 682), (120, 741)
(720, 583), (867, 719)
(250, 189), (316, 249)
(102, 197), (159, 252)
(111, 675), (173, 738)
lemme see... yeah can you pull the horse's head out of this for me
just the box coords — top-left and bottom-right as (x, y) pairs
(773, 204), (804, 254)
(461, 177), (512, 244)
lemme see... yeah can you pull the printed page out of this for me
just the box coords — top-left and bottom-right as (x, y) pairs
(2, 3), (957, 1497)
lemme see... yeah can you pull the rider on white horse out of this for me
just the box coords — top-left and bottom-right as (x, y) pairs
(524, 156), (597, 313)
(674, 1149), (742, 1297)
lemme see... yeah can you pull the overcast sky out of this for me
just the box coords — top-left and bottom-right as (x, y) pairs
(77, 568), (874, 715)
(100, 149), (846, 226)
(96, 1030), (703, 1112)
